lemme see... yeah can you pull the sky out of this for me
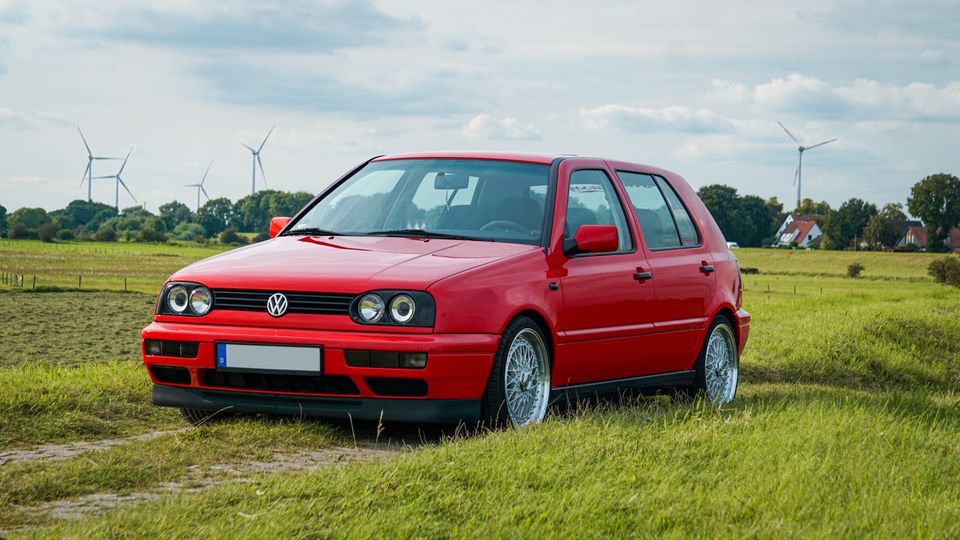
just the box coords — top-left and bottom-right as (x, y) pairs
(1, 0), (958, 214)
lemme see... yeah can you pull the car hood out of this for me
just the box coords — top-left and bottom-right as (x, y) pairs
(171, 235), (539, 293)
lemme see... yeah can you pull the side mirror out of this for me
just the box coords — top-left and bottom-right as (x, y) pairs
(269, 216), (292, 238)
(564, 224), (619, 255)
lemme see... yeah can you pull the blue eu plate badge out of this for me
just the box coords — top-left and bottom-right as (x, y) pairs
(216, 343), (227, 368)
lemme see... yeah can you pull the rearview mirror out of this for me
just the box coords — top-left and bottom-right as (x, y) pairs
(564, 224), (619, 255)
(434, 173), (469, 190)
(269, 216), (292, 238)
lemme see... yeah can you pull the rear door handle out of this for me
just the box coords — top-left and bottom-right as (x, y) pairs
(699, 264), (715, 274)
(634, 271), (653, 280)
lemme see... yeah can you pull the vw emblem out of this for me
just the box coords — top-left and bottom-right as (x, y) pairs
(266, 293), (288, 317)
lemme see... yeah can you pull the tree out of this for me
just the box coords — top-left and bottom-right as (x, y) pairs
(697, 185), (747, 243)
(55, 200), (116, 231)
(795, 198), (832, 217)
(879, 202), (907, 221)
(170, 222), (207, 242)
(139, 216), (169, 243)
(219, 227), (248, 245)
(863, 214), (902, 249)
(196, 197), (233, 236)
(820, 198), (877, 250)
(232, 191), (313, 233)
(158, 201), (193, 230)
(739, 195), (772, 247)
(36, 222), (60, 242)
(0, 203), (7, 237)
(7, 207), (50, 237)
(907, 173), (960, 253)
(764, 197), (785, 243)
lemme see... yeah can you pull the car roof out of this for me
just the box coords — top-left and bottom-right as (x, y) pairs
(372, 152), (682, 179)
(373, 151), (564, 165)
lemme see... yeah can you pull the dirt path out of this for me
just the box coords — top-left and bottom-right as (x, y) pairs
(0, 429), (189, 467)
(4, 444), (399, 535)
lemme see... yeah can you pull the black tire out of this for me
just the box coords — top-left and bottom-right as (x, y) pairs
(480, 316), (552, 428)
(179, 407), (232, 426)
(685, 315), (739, 403)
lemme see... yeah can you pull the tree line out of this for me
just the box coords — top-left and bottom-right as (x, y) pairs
(3, 173), (958, 251)
(696, 173), (960, 251)
(0, 190), (313, 245)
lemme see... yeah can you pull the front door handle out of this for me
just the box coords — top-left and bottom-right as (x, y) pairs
(699, 264), (715, 274)
(634, 271), (653, 280)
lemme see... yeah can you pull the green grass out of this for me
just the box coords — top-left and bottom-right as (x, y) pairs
(0, 292), (156, 368)
(0, 239), (229, 294)
(2, 243), (960, 537)
(0, 361), (180, 449)
(734, 247), (947, 280)
(32, 386), (960, 538)
(0, 420), (345, 531)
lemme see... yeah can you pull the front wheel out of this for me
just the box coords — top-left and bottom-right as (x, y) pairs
(690, 316), (739, 404)
(482, 317), (552, 427)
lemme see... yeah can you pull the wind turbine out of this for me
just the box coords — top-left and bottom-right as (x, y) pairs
(93, 148), (137, 211)
(185, 161), (212, 212)
(778, 121), (837, 209)
(78, 128), (121, 202)
(241, 126), (274, 194)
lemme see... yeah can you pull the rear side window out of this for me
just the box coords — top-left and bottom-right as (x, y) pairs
(655, 177), (700, 246)
(617, 172), (700, 249)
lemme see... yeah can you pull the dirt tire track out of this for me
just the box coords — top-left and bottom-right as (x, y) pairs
(0, 429), (189, 467)
(3, 445), (399, 535)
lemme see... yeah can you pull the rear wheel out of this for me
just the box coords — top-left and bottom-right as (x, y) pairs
(482, 317), (552, 427)
(689, 316), (739, 404)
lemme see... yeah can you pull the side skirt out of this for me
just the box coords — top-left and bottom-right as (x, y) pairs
(549, 370), (695, 405)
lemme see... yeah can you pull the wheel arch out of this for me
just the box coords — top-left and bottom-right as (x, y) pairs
(710, 304), (739, 347)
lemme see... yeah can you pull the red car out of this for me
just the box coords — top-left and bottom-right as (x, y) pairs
(142, 152), (749, 427)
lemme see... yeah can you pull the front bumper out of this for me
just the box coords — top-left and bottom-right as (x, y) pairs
(142, 321), (499, 422)
(153, 385), (481, 423)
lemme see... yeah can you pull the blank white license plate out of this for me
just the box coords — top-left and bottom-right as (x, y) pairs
(215, 343), (322, 373)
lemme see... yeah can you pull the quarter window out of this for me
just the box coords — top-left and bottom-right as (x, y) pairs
(565, 169), (633, 252)
(617, 172), (699, 249)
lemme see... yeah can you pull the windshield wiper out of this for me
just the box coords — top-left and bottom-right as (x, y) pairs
(280, 227), (342, 237)
(363, 228), (492, 241)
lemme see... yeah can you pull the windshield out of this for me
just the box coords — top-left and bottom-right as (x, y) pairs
(287, 159), (552, 245)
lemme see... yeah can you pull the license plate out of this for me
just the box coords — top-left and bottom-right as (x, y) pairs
(215, 343), (322, 374)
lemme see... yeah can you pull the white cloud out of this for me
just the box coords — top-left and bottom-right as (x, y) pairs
(717, 73), (960, 121)
(461, 114), (541, 140)
(578, 105), (735, 133)
(0, 108), (32, 130)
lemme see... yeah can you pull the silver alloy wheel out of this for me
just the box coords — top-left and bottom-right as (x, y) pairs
(504, 328), (550, 426)
(704, 323), (739, 404)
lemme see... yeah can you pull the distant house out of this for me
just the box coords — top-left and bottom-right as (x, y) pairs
(774, 213), (823, 248)
(896, 224), (960, 252)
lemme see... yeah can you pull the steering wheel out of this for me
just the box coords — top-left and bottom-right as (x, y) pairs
(480, 220), (530, 234)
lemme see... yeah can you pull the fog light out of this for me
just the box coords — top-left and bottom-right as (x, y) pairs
(400, 352), (427, 369)
(145, 340), (162, 355)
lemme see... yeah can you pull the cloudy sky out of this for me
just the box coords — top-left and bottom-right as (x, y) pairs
(1, 0), (958, 213)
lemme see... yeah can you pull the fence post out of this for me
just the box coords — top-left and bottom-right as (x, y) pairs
(78, 275), (82, 289)
(124, 277), (128, 292)
(33, 276), (36, 290)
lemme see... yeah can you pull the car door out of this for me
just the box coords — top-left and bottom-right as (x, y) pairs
(615, 169), (715, 372)
(552, 160), (657, 386)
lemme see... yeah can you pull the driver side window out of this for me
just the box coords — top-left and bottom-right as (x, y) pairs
(565, 169), (633, 252)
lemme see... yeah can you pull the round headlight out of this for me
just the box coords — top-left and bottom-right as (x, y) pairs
(359, 294), (385, 322)
(167, 285), (189, 313)
(389, 294), (416, 324)
(189, 287), (212, 315)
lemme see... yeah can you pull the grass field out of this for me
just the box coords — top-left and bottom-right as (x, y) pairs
(1, 240), (959, 537)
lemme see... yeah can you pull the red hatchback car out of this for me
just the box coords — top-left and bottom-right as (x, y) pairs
(143, 152), (749, 427)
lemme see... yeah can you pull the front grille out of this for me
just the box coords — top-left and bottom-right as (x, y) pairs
(201, 369), (360, 395)
(212, 289), (354, 315)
